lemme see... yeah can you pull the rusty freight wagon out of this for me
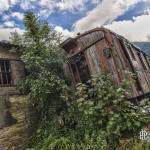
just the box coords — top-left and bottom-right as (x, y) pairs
(61, 27), (150, 100)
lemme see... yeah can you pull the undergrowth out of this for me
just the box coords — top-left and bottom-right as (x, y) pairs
(27, 75), (150, 150)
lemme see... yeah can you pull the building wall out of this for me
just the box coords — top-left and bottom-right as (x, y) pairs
(0, 47), (18, 60)
(0, 47), (25, 94)
(10, 60), (25, 85)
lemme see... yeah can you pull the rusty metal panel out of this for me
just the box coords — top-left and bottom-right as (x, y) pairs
(142, 70), (150, 90)
(104, 35), (123, 84)
(141, 53), (149, 70)
(95, 39), (109, 73)
(116, 38), (133, 71)
(134, 50), (146, 70)
(103, 29), (114, 45)
(69, 60), (81, 83)
(147, 71), (150, 84)
(145, 55), (150, 69)
(96, 38), (122, 84)
(111, 48), (123, 82)
(136, 71), (150, 93)
(85, 45), (101, 74)
(113, 37), (127, 70)
(113, 38), (142, 97)
(132, 49), (150, 93)
(63, 63), (75, 85)
(148, 57), (150, 66)
(96, 39), (120, 84)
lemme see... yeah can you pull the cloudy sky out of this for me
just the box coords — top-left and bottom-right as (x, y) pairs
(0, 0), (150, 42)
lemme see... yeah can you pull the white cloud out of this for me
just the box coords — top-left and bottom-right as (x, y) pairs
(3, 21), (15, 28)
(144, 8), (150, 15)
(56, 0), (150, 41)
(56, 0), (86, 11)
(0, 0), (149, 42)
(20, 0), (36, 10)
(105, 14), (150, 42)
(0, 0), (18, 14)
(2, 15), (10, 21)
(73, 0), (147, 32)
(20, 1), (30, 10)
(0, 27), (23, 41)
(39, 0), (88, 13)
(39, 0), (55, 9)
(54, 26), (74, 39)
(125, 0), (149, 7)
(0, 0), (93, 13)
(11, 12), (24, 20)
(39, 7), (55, 18)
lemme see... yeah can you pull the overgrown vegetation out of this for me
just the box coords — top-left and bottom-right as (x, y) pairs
(26, 75), (149, 150)
(11, 12), (150, 150)
(11, 12), (67, 116)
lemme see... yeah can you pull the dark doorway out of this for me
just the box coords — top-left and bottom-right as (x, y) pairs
(70, 53), (90, 84)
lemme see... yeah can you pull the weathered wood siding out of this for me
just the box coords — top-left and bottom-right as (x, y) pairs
(62, 28), (150, 99)
(77, 31), (104, 51)
(85, 45), (101, 74)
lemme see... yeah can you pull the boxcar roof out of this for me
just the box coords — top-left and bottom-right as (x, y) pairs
(61, 27), (150, 58)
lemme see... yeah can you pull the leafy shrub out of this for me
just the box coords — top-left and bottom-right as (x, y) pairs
(11, 12), (67, 117)
(28, 74), (149, 150)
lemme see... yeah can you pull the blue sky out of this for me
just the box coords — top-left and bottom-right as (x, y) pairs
(0, 0), (150, 41)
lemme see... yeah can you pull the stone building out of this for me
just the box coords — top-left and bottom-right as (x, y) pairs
(0, 41), (36, 150)
(0, 41), (25, 95)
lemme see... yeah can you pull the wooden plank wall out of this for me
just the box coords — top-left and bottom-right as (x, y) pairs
(65, 29), (150, 99)
(77, 31), (104, 51)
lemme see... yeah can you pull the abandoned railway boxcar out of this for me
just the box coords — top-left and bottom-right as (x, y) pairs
(61, 27), (150, 99)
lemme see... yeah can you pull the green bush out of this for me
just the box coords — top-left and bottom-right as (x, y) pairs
(11, 12), (67, 117)
(28, 74), (149, 150)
